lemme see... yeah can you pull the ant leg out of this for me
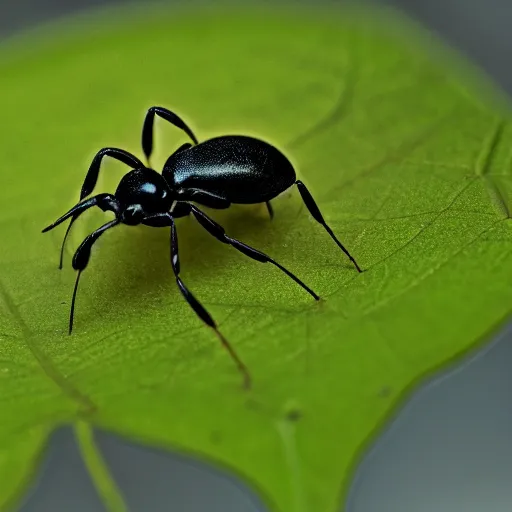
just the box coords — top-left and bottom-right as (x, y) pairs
(142, 106), (199, 164)
(59, 148), (142, 269)
(80, 147), (144, 200)
(42, 193), (119, 233)
(190, 205), (319, 301)
(69, 219), (120, 334)
(265, 201), (274, 220)
(141, 209), (190, 227)
(295, 180), (362, 273)
(167, 215), (251, 389)
(42, 193), (120, 269)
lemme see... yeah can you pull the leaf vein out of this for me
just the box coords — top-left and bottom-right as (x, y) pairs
(0, 277), (96, 414)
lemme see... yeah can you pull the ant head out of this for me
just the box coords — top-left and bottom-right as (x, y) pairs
(115, 168), (174, 224)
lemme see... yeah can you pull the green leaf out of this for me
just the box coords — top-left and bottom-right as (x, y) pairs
(1, 3), (512, 511)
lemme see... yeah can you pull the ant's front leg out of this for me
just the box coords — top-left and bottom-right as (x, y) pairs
(58, 148), (143, 269)
(43, 193), (119, 233)
(69, 218), (120, 334)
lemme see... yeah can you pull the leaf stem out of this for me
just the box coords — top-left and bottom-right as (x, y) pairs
(277, 418), (307, 512)
(73, 420), (127, 512)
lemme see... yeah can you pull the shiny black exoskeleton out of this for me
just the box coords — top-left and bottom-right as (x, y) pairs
(43, 106), (362, 388)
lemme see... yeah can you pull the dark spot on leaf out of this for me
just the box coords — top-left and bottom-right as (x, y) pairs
(209, 430), (223, 445)
(287, 409), (302, 422)
(378, 386), (392, 398)
(285, 406), (303, 422)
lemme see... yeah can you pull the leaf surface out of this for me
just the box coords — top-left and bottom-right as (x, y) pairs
(1, 4), (511, 511)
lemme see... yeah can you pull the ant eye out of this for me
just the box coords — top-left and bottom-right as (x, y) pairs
(122, 204), (144, 225)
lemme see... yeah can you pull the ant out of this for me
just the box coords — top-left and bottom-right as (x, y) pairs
(43, 106), (362, 388)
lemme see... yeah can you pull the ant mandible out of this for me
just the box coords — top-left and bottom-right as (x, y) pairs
(42, 106), (362, 388)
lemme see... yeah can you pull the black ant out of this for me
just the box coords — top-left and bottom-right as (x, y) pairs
(43, 106), (362, 388)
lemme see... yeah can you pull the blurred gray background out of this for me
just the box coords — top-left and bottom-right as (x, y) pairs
(1, 1), (511, 511)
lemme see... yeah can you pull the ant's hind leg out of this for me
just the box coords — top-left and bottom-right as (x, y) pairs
(265, 201), (274, 220)
(295, 180), (362, 273)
